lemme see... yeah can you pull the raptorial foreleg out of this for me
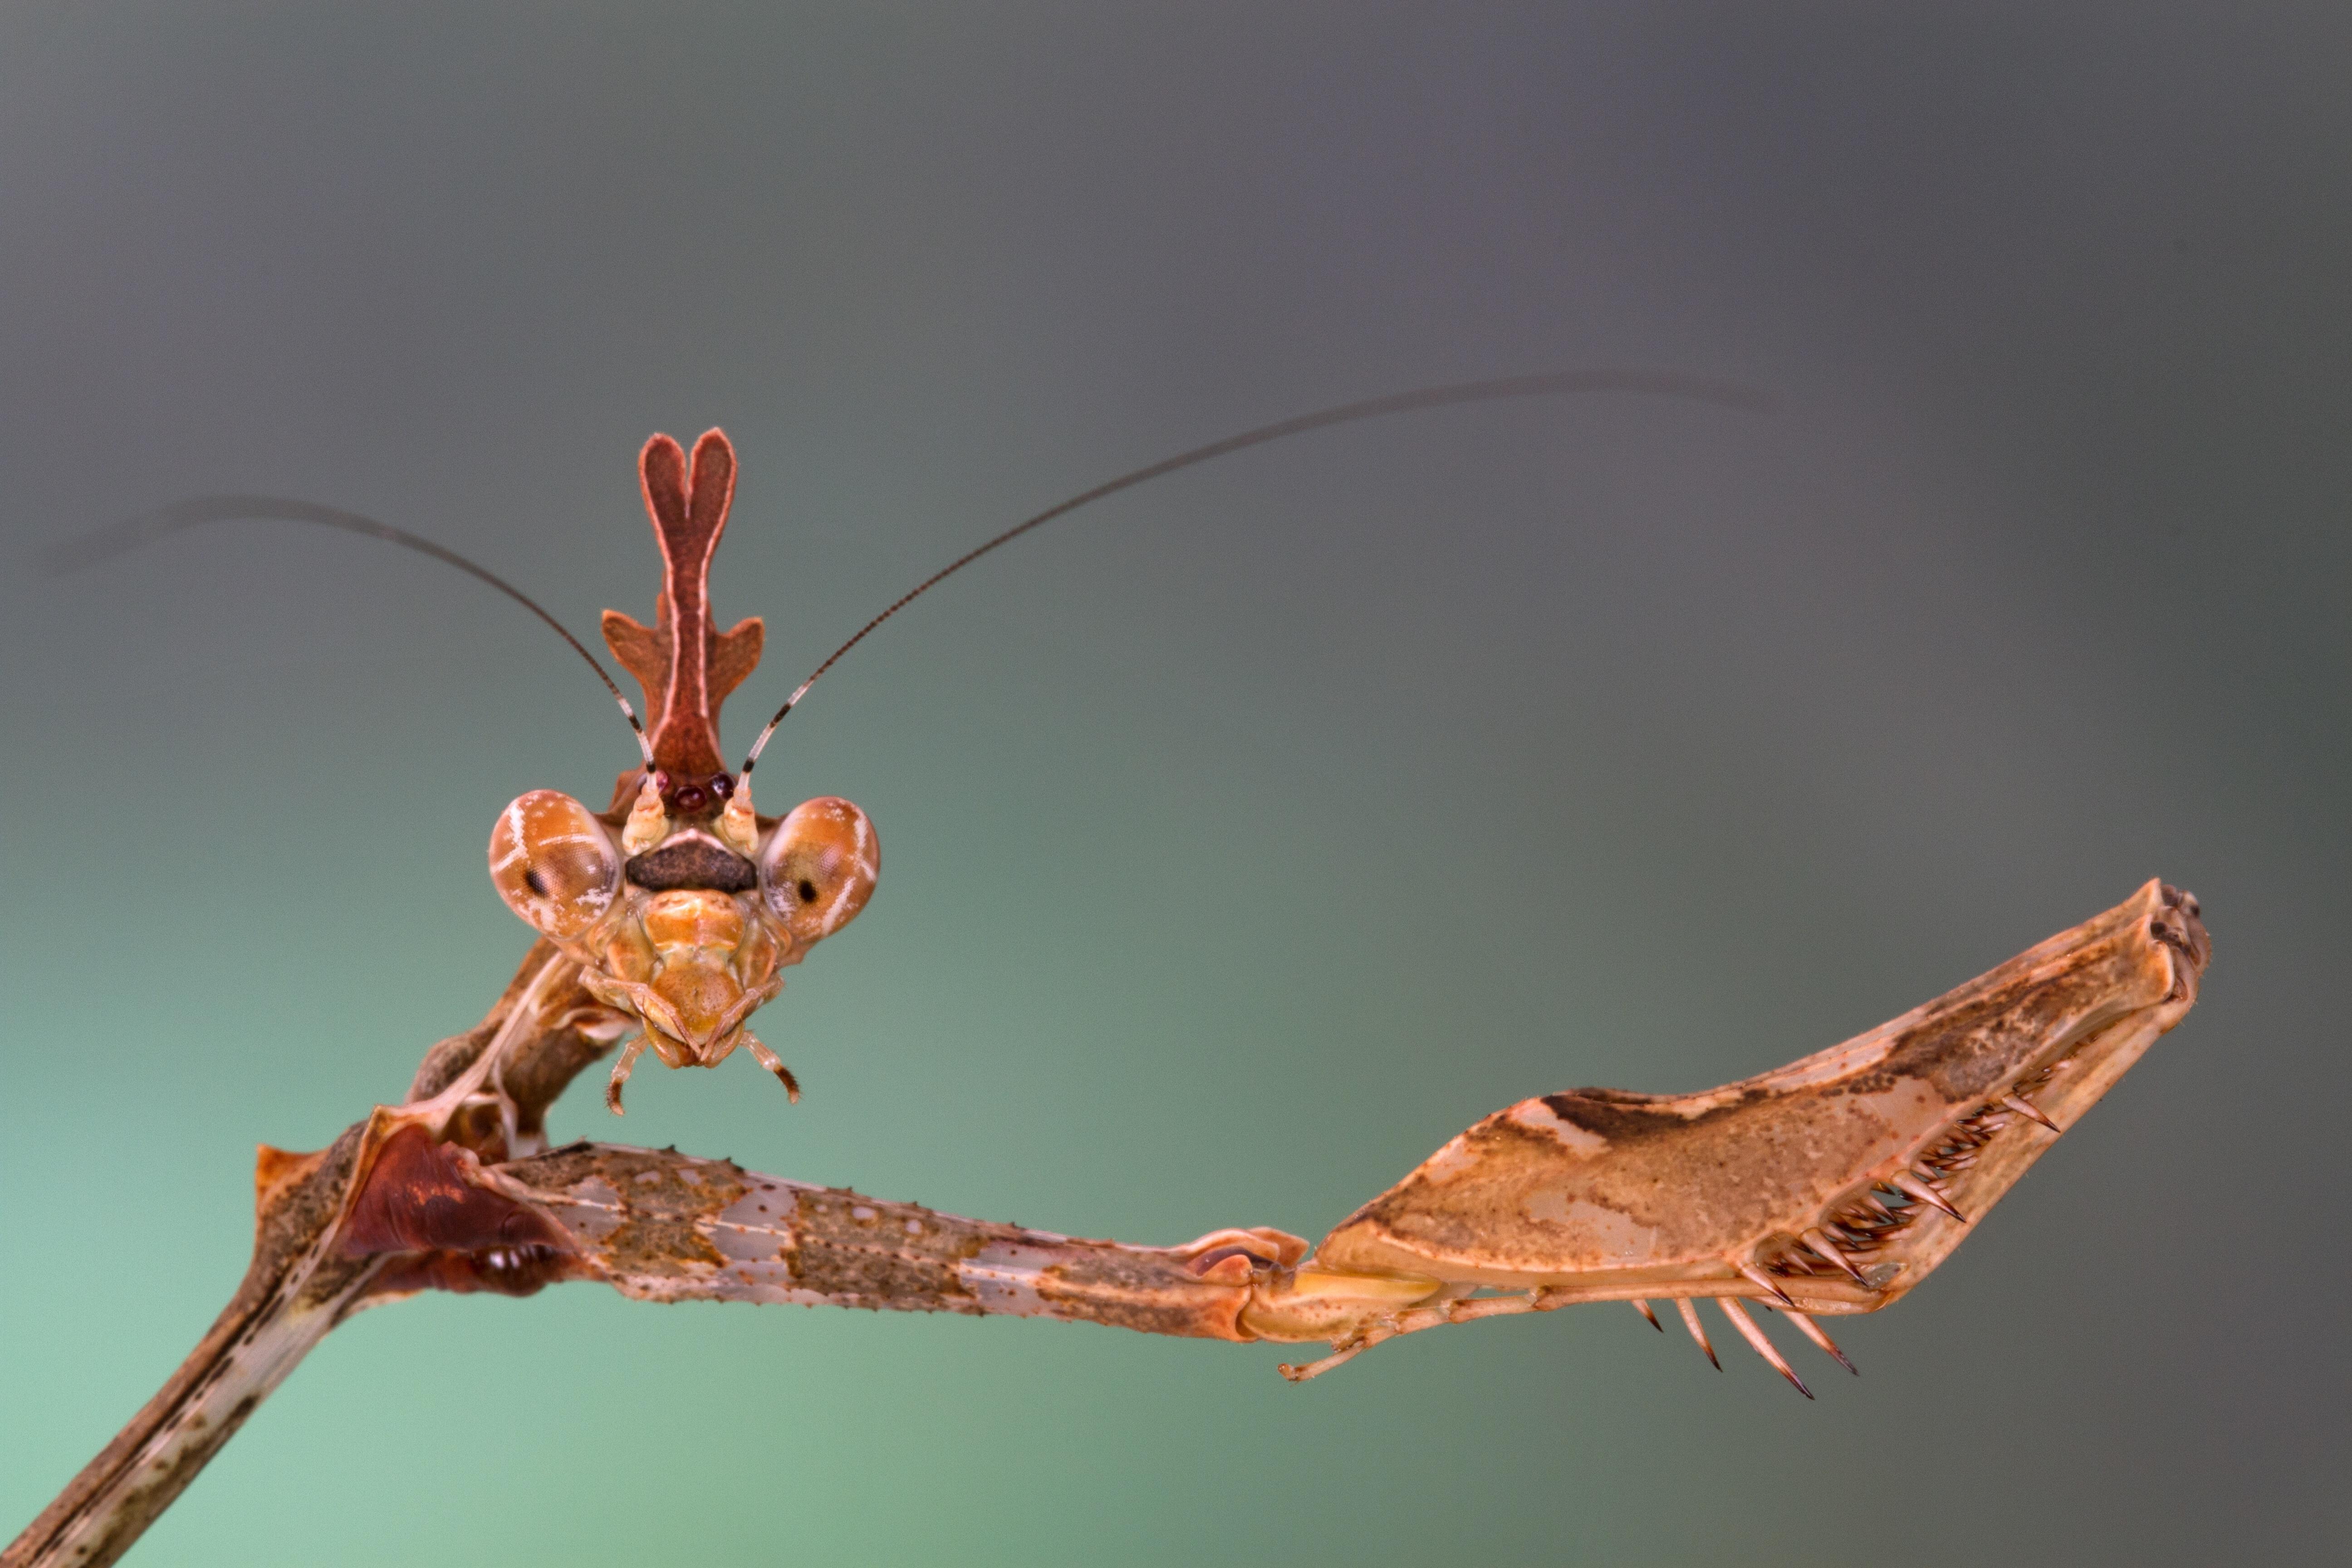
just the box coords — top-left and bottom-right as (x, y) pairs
(1258, 880), (2209, 1392)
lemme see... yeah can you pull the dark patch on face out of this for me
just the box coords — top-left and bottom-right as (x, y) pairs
(625, 839), (758, 893)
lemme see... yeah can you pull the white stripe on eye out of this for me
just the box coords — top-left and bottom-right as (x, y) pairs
(491, 799), (533, 870)
(821, 873), (857, 932)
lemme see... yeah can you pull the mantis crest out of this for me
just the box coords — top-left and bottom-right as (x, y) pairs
(485, 430), (877, 1113)
(8, 377), (2208, 1567)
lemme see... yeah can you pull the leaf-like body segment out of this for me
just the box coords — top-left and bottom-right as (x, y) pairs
(1314, 879), (2208, 1314)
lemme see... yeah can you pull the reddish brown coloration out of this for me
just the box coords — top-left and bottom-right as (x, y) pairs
(1258, 882), (2210, 1383)
(251, 1144), (326, 1217)
(11, 410), (2214, 1559)
(600, 430), (764, 794)
(488, 434), (877, 1109)
(523, 434), (880, 1109)
(338, 1125), (571, 1259)
(365, 1247), (577, 1298)
(7, 891), (2215, 1560)
(1312, 882), (2205, 1308)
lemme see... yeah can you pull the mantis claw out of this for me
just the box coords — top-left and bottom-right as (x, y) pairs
(1677, 1297), (1720, 1369)
(1718, 1297), (1812, 1399)
(1235, 882), (2205, 1392)
(1784, 1309), (1859, 1375)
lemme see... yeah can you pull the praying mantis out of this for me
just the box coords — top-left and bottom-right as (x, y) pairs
(6, 375), (2208, 1568)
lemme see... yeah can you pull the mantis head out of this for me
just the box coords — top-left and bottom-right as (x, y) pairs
(485, 430), (878, 1108)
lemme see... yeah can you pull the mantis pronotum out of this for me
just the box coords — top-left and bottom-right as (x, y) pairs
(6, 380), (2206, 1567)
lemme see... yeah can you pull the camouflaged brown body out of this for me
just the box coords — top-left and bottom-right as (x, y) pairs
(490, 1142), (1262, 1340)
(15, 408), (2219, 1563)
(1317, 880), (2207, 1308)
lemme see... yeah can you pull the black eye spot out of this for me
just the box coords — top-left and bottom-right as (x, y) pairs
(524, 868), (549, 897)
(797, 879), (818, 903)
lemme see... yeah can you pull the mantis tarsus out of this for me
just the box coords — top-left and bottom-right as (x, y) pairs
(5, 375), (2207, 1568)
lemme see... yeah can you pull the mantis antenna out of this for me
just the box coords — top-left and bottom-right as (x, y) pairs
(45, 494), (657, 768)
(48, 369), (1766, 783)
(735, 368), (1770, 781)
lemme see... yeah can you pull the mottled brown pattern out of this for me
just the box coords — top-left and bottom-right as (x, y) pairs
(254, 1126), (365, 1270)
(2, 953), (627, 1568)
(1033, 1247), (1254, 1338)
(539, 1144), (745, 1280)
(403, 945), (608, 1148)
(13, 881), (2209, 1564)
(7, 419), (2217, 1559)
(73, 1392), (258, 1568)
(488, 1143), (1263, 1339)
(3, 1123), (368, 1568)
(785, 1188), (989, 1312)
(403, 942), (555, 1102)
(1316, 881), (2205, 1306)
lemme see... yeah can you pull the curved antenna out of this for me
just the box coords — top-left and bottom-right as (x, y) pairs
(739, 368), (1771, 776)
(44, 495), (655, 766)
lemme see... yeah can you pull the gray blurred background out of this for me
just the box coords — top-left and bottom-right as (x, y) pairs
(1, 4), (2344, 1563)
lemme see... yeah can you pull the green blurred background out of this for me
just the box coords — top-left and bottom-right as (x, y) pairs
(2, 5), (2345, 1563)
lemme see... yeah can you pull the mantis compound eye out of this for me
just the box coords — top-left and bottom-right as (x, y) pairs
(758, 796), (879, 946)
(489, 789), (623, 939)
